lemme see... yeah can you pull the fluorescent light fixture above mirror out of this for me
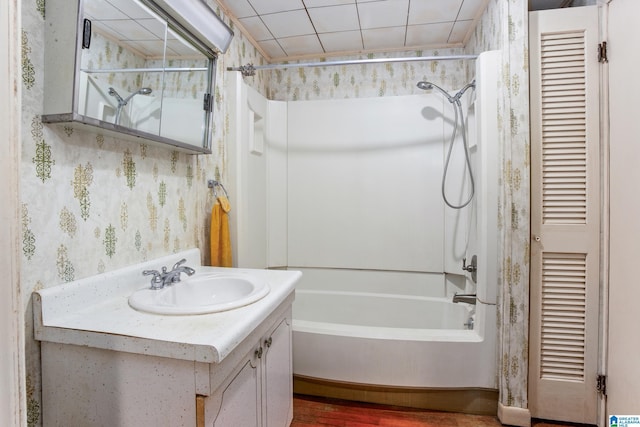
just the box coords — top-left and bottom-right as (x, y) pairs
(149, 0), (234, 53)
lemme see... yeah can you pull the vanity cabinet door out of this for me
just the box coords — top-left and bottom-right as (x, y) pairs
(212, 358), (260, 427)
(262, 318), (293, 427)
(205, 311), (293, 427)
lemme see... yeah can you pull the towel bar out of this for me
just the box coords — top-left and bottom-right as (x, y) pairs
(207, 179), (229, 199)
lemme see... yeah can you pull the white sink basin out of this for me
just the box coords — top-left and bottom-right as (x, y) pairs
(128, 272), (270, 315)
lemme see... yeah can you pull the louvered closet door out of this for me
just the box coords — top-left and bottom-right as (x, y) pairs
(529, 6), (600, 424)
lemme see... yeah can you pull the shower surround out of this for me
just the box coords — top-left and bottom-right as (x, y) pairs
(226, 50), (501, 413)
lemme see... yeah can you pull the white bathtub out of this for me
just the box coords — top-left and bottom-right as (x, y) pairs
(291, 268), (497, 390)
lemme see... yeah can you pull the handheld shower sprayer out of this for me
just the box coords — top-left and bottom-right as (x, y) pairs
(417, 80), (476, 209)
(108, 87), (125, 105)
(125, 87), (152, 104)
(417, 80), (475, 105)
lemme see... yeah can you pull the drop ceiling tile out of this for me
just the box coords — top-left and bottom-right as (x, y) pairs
(357, 0), (409, 30)
(258, 39), (287, 58)
(137, 18), (167, 40)
(361, 26), (406, 50)
(219, 0), (489, 59)
(90, 20), (113, 36)
(166, 28), (181, 41)
(101, 19), (159, 42)
(448, 20), (472, 44)
(305, 0), (355, 6)
(84, 0), (128, 20)
(239, 16), (273, 41)
(319, 30), (363, 52)
(108, 0), (155, 19)
(406, 22), (453, 46)
(166, 38), (200, 56)
(223, 0), (257, 18)
(261, 10), (315, 38)
(408, 0), (463, 25)
(278, 34), (324, 56)
(126, 39), (166, 57)
(458, 0), (487, 20)
(248, 0), (305, 15)
(308, 4), (359, 33)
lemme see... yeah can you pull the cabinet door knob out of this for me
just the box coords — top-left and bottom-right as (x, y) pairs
(264, 337), (273, 348)
(255, 347), (263, 359)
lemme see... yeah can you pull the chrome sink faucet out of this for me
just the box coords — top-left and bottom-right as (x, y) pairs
(142, 259), (195, 290)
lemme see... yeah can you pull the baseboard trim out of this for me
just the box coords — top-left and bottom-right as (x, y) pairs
(497, 402), (531, 426)
(293, 375), (498, 416)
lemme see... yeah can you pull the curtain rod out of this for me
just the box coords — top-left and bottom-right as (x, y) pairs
(227, 54), (478, 77)
(82, 67), (208, 74)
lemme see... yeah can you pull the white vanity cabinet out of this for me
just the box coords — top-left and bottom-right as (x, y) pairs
(203, 316), (292, 427)
(39, 307), (293, 427)
(33, 250), (300, 427)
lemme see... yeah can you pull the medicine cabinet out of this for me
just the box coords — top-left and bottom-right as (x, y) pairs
(42, 0), (233, 154)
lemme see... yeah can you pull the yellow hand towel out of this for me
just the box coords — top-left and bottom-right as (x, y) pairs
(210, 195), (232, 267)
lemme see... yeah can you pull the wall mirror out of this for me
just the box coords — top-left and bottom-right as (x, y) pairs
(42, 0), (233, 154)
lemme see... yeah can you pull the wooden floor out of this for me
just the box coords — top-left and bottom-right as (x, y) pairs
(291, 395), (585, 427)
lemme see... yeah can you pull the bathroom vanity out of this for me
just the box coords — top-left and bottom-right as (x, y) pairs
(33, 249), (300, 426)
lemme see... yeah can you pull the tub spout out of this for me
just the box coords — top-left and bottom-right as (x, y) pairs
(452, 293), (476, 305)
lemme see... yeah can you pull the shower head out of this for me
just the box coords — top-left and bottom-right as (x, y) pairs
(122, 87), (153, 105)
(416, 81), (455, 103)
(417, 80), (476, 105)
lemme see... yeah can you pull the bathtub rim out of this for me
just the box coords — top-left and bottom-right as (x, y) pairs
(292, 319), (483, 342)
(293, 289), (486, 342)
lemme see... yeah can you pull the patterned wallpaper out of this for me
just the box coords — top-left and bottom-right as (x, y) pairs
(466, 0), (531, 413)
(20, 0), (530, 425)
(20, 1), (265, 424)
(266, 48), (471, 101)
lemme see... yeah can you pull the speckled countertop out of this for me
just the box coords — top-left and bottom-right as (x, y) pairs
(33, 249), (300, 364)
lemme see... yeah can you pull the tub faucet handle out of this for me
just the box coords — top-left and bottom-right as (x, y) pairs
(462, 255), (478, 283)
(462, 257), (476, 273)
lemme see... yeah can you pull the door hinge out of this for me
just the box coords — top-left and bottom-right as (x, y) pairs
(598, 41), (608, 63)
(597, 374), (607, 395)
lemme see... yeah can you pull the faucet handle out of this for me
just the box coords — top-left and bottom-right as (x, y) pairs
(462, 256), (477, 273)
(142, 269), (163, 289)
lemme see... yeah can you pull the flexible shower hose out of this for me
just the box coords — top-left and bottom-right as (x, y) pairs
(441, 98), (475, 209)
